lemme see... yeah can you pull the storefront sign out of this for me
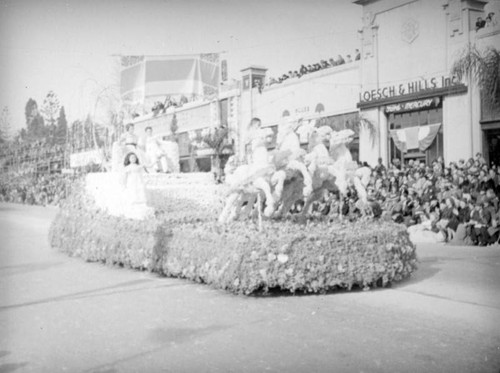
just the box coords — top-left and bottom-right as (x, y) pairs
(359, 76), (460, 103)
(385, 97), (441, 114)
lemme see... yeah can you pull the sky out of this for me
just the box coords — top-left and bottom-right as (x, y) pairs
(0, 0), (362, 134)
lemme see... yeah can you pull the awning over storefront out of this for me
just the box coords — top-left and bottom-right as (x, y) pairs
(389, 123), (441, 153)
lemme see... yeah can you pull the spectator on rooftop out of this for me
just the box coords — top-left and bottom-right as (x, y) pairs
(485, 12), (497, 27)
(476, 16), (486, 31)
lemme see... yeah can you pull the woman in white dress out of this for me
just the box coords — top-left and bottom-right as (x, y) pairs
(123, 152), (147, 205)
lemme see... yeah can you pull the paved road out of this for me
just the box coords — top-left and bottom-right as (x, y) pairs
(0, 203), (499, 373)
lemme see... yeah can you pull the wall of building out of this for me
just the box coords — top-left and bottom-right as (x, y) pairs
(355, 0), (497, 165)
(130, 0), (499, 168)
(252, 64), (360, 127)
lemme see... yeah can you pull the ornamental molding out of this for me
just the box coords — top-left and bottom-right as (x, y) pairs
(401, 18), (419, 44)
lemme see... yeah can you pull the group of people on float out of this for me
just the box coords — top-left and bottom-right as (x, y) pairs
(267, 49), (361, 86)
(306, 153), (500, 246)
(116, 122), (179, 174)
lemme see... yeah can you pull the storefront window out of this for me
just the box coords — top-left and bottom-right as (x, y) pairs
(388, 107), (443, 165)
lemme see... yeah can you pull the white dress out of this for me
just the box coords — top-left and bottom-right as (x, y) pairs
(120, 164), (153, 219)
(124, 164), (147, 204)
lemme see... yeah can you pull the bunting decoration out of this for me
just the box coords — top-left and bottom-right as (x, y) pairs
(389, 123), (441, 153)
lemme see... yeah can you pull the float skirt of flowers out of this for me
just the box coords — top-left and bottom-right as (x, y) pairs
(49, 178), (417, 295)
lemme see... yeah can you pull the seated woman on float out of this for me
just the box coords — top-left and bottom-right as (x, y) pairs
(140, 126), (170, 173)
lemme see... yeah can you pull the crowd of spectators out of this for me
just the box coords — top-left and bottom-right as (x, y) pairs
(0, 141), (66, 172)
(476, 12), (497, 31)
(307, 153), (500, 247)
(0, 173), (77, 206)
(132, 95), (200, 119)
(267, 49), (360, 86)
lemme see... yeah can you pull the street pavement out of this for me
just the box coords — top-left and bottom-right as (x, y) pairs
(0, 202), (499, 373)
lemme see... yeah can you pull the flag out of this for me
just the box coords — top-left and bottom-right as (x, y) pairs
(390, 123), (441, 153)
(120, 54), (220, 103)
(120, 56), (146, 104)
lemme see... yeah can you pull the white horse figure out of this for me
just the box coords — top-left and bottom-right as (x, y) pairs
(273, 126), (338, 218)
(277, 127), (367, 218)
(218, 121), (276, 223)
(329, 129), (367, 205)
(271, 121), (313, 201)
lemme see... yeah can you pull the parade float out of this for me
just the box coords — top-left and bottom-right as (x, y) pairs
(49, 122), (417, 295)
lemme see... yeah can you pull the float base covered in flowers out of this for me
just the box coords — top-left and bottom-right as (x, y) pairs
(49, 173), (418, 295)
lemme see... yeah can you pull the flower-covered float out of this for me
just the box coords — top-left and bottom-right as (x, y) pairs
(50, 120), (417, 295)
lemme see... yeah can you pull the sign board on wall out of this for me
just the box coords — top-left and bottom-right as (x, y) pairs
(359, 76), (461, 103)
(385, 97), (441, 114)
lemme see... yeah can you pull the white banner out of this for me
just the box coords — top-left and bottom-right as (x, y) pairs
(70, 149), (104, 168)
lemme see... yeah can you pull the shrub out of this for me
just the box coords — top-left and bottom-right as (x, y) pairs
(49, 178), (417, 295)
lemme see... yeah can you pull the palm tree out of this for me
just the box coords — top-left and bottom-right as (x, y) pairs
(356, 116), (378, 147)
(451, 44), (500, 107)
(198, 126), (232, 182)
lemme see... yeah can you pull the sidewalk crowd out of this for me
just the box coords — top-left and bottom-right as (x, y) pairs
(310, 154), (500, 246)
(0, 173), (77, 206)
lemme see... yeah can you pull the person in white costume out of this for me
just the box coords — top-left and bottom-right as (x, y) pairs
(304, 126), (336, 185)
(271, 120), (313, 200)
(218, 118), (276, 222)
(329, 129), (367, 204)
(142, 126), (170, 173)
(112, 123), (147, 172)
(122, 153), (147, 204)
(120, 152), (154, 219)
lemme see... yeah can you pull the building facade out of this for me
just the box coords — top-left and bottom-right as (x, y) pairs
(131, 0), (500, 171)
(355, 0), (500, 166)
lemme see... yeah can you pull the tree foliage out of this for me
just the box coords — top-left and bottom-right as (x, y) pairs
(56, 106), (68, 144)
(451, 44), (500, 106)
(24, 98), (45, 140)
(25, 98), (38, 126)
(0, 106), (12, 143)
(40, 90), (61, 128)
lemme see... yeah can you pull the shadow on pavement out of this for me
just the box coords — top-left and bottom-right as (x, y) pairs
(0, 279), (191, 312)
(0, 261), (65, 278)
(0, 362), (28, 373)
(393, 256), (442, 289)
(83, 324), (231, 373)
